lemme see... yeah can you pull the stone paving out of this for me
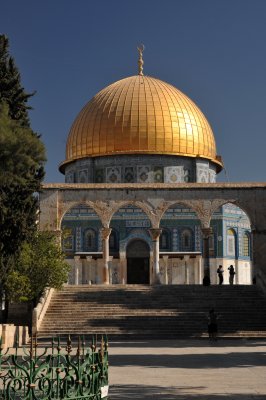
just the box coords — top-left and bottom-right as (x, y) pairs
(108, 339), (266, 399)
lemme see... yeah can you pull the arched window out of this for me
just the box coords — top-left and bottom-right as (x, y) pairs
(84, 229), (96, 251)
(227, 228), (236, 257)
(160, 229), (170, 250)
(243, 232), (250, 257)
(181, 229), (193, 251)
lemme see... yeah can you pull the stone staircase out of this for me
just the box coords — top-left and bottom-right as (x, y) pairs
(38, 285), (266, 339)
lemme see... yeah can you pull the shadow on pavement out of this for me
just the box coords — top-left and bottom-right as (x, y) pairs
(109, 351), (266, 369)
(109, 384), (265, 399)
(109, 339), (266, 349)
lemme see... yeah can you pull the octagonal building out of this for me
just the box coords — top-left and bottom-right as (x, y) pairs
(44, 52), (252, 286)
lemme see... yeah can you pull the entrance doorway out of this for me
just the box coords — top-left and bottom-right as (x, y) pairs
(126, 240), (150, 284)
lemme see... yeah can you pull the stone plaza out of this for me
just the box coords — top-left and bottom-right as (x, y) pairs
(109, 339), (266, 399)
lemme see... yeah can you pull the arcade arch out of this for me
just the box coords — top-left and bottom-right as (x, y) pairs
(61, 203), (103, 285)
(158, 202), (202, 285)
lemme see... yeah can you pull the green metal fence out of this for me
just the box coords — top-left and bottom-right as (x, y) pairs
(0, 334), (108, 400)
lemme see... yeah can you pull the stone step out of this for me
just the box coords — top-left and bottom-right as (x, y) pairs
(39, 285), (266, 339)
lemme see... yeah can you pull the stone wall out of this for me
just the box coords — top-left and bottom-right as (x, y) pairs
(0, 324), (29, 349)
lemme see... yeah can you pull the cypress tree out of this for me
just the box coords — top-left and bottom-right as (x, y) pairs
(0, 34), (33, 127)
(0, 35), (46, 321)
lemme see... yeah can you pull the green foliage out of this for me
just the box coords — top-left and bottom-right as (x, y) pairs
(0, 103), (46, 185)
(5, 231), (70, 303)
(0, 104), (46, 284)
(5, 271), (31, 303)
(0, 36), (46, 309)
(0, 34), (33, 127)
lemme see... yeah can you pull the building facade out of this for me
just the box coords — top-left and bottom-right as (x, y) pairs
(40, 53), (254, 286)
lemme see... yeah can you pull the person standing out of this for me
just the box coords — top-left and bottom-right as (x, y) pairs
(217, 265), (224, 285)
(228, 265), (235, 285)
(208, 309), (219, 341)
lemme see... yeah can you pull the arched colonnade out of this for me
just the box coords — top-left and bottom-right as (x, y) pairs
(39, 184), (266, 291)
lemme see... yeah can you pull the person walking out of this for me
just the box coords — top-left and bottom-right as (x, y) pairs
(217, 265), (224, 285)
(228, 265), (235, 285)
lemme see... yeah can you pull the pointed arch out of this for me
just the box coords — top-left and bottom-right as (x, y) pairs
(59, 201), (103, 228)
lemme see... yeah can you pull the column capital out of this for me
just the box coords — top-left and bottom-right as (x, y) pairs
(74, 255), (81, 261)
(101, 227), (112, 240)
(201, 227), (213, 238)
(86, 256), (92, 261)
(149, 228), (162, 241)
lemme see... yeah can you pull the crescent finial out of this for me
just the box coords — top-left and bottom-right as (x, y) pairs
(137, 44), (145, 76)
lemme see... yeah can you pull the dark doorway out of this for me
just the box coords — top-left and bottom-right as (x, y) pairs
(126, 240), (150, 284)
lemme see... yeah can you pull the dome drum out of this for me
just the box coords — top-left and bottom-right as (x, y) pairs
(64, 154), (217, 184)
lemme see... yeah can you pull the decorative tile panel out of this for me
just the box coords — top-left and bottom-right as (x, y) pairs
(75, 227), (82, 252)
(98, 229), (102, 251)
(195, 225), (202, 251)
(184, 168), (191, 182)
(95, 168), (104, 183)
(164, 166), (184, 183)
(197, 167), (209, 183)
(137, 166), (152, 182)
(78, 169), (88, 183)
(65, 171), (75, 183)
(209, 170), (216, 183)
(106, 167), (122, 183)
(154, 166), (164, 183)
(172, 228), (178, 251)
(124, 167), (134, 183)
(63, 232), (74, 251)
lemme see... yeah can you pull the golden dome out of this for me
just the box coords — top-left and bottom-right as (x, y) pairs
(60, 75), (223, 172)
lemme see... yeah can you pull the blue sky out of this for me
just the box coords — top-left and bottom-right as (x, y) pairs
(1, 0), (266, 182)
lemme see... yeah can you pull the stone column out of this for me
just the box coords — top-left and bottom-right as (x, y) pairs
(74, 256), (81, 285)
(120, 252), (127, 284)
(196, 255), (202, 284)
(163, 255), (169, 285)
(149, 228), (162, 284)
(101, 227), (112, 285)
(201, 227), (213, 283)
(96, 259), (102, 284)
(109, 256), (114, 284)
(235, 258), (239, 285)
(86, 256), (92, 284)
(184, 255), (190, 284)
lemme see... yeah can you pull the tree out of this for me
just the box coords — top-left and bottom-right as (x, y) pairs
(0, 102), (45, 186)
(0, 104), (46, 319)
(0, 34), (33, 127)
(5, 231), (70, 304)
(0, 34), (46, 321)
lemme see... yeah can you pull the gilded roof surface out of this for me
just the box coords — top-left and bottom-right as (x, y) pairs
(61, 75), (222, 171)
